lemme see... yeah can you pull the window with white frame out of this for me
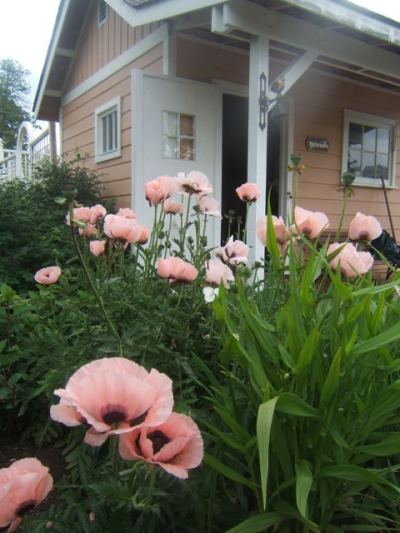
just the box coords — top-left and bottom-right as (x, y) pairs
(98, 0), (108, 26)
(342, 110), (396, 187)
(95, 97), (121, 163)
(162, 111), (195, 160)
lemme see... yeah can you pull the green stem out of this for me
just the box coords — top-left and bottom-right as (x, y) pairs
(335, 187), (351, 241)
(291, 169), (300, 223)
(69, 206), (122, 355)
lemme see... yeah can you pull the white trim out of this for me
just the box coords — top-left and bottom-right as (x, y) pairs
(62, 25), (167, 106)
(98, 0), (108, 27)
(220, 0), (400, 81)
(280, 96), (294, 221)
(105, 0), (225, 29)
(132, 70), (145, 215)
(33, 0), (71, 117)
(95, 96), (121, 163)
(44, 90), (63, 98)
(162, 23), (176, 76)
(341, 109), (397, 188)
(55, 47), (75, 57)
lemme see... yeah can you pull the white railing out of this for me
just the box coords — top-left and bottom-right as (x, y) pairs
(0, 122), (55, 182)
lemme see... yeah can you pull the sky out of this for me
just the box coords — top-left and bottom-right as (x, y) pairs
(0, 0), (400, 117)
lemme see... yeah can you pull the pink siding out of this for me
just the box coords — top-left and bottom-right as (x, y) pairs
(66, 4), (160, 92)
(62, 44), (163, 207)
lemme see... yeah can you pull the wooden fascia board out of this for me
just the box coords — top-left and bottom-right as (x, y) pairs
(221, 0), (400, 80)
(105, 0), (226, 28)
(284, 0), (400, 47)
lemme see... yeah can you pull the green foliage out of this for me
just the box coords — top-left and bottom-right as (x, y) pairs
(0, 158), (103, 291)
(0, 58), (30, 147)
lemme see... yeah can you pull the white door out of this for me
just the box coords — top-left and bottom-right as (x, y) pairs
(132, 71), (222, 248)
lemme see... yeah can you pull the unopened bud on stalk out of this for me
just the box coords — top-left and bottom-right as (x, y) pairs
(342, 172), (355, 187)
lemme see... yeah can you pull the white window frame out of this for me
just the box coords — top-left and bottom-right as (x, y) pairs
(342, 109), (397, 188)
(97, 0), (108, 27)
(95, 96), (121, 163)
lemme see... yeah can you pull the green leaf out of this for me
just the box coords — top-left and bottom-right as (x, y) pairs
(203, 452), (256, 490)
(257, 397), (278, 510)
(352, 322), (400, 355)
(295, 460), (313, 519)
(266, 197), (281, 270)
(357, 434), (400, 456)
(294, 327), (320, 375)
(227, 512), (283, 533)
(277, 393), (320, 419)
(320, 464), (400, 493)
(320, 348), (341, 407)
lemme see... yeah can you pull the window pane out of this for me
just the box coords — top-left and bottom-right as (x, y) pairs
(348, 148), (361, 175)
(361, 151), (375, 178)
(180, 138), (194, 160)
(163, 137), (178, 159)
(377, 127), (390, 154)
(363, 126), (376, 152)
(108, 113), (113, 152)
(376, 153), (389, 180)
(180, 114), (194, 137)
(348, 122), (362, 150)
(102, 116), (108, 153)
(163, 112), (178, 137)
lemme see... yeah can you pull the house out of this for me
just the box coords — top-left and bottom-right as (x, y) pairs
(34, 0), (400, 258)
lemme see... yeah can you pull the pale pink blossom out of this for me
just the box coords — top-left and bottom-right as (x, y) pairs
(34, 266), (61, 285)
(119, 412), (203, 479)
(157, 176), (183, 197)
(116, 208), (137, 220)
(104, 214), (144, 244)
(145, 179), (169, 206)
(157, 257), (198, 283)
(197, 196), (221, 218)
(216, 236), (249, 265)
(137, 226), (150, 244)
(90, 240), (106, 256)
(66, 207), (92, 226)
(328, 242), (374, 279)
(205, 258), (234, 287)
(163, 199), (183, 215)
(79, 223), (98, 238)
(235, 183), (260, 203)
(179, 171), (213, 196)
(89, 204), (107, 224)
(291, 206), (329, 239)
(257, 216), (290, 254)
(0, 458), (53, 532)
(348, 212), (382, 242)
(50, 357), (174, 447)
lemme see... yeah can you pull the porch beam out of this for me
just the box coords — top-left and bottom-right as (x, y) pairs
(268, 50), (317, 110)
(247, 35), (269, 262)
(221, 0), (400, 81)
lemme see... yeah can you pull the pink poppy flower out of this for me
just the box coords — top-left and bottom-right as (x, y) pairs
(235, 183), (260, 203)
(328, 242), (374, 279)
(104, 215), (143, 244)
(34, 266), (61, 285)
(50, 357), (174, 447)
(66, 206), (92, 226)
(116, 208), (137, 220)
(137, 226), (150, 244)
(216, 236), (249, 265)
(0, 458), (53, 532)
(145, 179), (169, 206)
(157, 257), (198, 283)
(348, 212), (382, 241)
(291, 206), (329, 239)
(163, 199), (183, 215)
(90, 240), (106, 256)
(197, 196), (221, 218)
(179, 171), (213, 196)
(89, 204), (107, 224)
(79, 223), (98, 238)
(119, 412), (203, 479)
(256, 216), (290, 254)
(205, 258), (234, 287)
(157, 176), (183, 197)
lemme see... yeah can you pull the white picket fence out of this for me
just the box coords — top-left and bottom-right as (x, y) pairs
(0, 122), (56, 182)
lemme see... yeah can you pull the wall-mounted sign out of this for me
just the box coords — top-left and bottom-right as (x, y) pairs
(306, 136), (329, 152)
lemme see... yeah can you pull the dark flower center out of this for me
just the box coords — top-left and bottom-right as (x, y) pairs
(302, 226), (312, 236)
(359, 231), (368, 240)
(101, 404), (127, 426)
(148, 430), (171, 454)
(129, 411), (148, 427)
(16, 499), (36, 517)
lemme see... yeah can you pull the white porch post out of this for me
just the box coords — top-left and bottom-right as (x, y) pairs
(247, 35), (269, 262)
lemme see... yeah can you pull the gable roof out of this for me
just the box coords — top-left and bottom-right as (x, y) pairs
(34, 0), (400, 120)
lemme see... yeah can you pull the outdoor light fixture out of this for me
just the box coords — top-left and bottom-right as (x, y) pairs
(258, 72), (285, 131)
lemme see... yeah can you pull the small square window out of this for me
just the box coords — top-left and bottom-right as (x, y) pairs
(343, 110), (396, 187)
(98, 0), (108, 26)
(95, 97), (121, 163)
(162, 111), (195, 161)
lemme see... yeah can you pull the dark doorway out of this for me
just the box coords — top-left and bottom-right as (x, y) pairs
(221, 94), (283, 244)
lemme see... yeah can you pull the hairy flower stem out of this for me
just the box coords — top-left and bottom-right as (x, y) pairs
(164, 214), (173, 258)
(179, 194), (192, 256)
(291, 169), (300, 223)
(335, 186), (351, 241)
(69, 206), (122, 355)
